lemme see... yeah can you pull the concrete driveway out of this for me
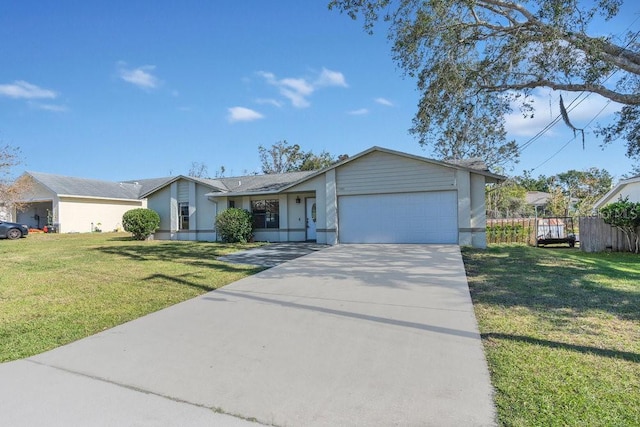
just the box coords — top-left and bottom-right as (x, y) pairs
(1, 244), (495, 426)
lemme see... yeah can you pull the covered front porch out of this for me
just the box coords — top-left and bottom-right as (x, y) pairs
(213, 191), (320, 243)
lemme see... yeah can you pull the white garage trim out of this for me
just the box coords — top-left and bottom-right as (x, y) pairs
(338, 191), (458, 244)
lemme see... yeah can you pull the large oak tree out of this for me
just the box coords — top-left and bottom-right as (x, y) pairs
(329, 0), (640, 168)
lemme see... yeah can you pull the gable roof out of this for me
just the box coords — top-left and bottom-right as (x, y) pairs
(135, 175), (228, 198)
(137, 171), (318, 198)
(26, 171), (143, 200)
(525, 191), (551, 206)
(275, 146), (504, 194)
(593, 175), (640, 210)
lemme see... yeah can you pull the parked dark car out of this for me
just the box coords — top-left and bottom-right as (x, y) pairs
(0, 221), (29, 239)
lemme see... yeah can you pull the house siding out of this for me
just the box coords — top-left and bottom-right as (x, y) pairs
(470, 173), (487, 248)
(195, 183), (217, 240)
(335, 151), (456, 196)
(24, 181), (55, 201)
(147, 185), (173, 232)
(606, 183), (640, 206)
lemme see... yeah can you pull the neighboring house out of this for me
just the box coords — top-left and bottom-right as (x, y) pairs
(593, 175), (640, 210)
(15, 146), (503, 247)
(526, 191), (551, 216)
(14, 171), (148, 233)
(142, 146), (502, 248)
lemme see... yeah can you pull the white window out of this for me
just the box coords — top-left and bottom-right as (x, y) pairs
(178, 202), (189, 230)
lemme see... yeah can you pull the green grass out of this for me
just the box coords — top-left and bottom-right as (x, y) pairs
(462, 245), (640, 426)
(0, 232), (263, 362)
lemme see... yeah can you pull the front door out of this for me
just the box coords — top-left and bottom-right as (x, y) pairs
(306, 197), (317, 241)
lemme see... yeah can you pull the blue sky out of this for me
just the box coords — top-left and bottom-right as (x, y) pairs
(1, 1), (638, 183)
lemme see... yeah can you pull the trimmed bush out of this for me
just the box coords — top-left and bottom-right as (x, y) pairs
(215, 208), (253, 243)
(122, 208), (160, 240)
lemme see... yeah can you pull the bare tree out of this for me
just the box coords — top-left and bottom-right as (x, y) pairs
(188, 161), (209, 178)
(0, 145), (33, 220)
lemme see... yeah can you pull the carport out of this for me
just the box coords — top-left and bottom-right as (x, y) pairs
(16, 201), (53, 229)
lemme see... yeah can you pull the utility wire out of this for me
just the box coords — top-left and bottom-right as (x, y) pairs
(530, 100), (612, 171)
(517, 21), (640, 152)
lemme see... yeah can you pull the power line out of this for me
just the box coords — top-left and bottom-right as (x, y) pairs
(517, 18), (640, 152)
(530, 100), (612, 171)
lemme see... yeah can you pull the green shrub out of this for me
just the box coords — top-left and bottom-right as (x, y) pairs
(122, 208), (161, 240)
(215, 208), (253, 243)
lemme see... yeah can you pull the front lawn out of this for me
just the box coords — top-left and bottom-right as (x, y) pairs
(0, 232), (263, 362)
(463, 245), (640, 426)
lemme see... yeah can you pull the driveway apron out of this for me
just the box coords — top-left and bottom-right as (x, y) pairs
(2, 244), (496, 426)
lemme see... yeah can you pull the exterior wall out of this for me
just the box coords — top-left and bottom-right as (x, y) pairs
(325, 169), (338, 244)
(147, 185), (173, 232)
(57, 197), (142, 233)
(195, 183), (217, 241)
(286, 193), (309, 241)
(148, 179), (218, 241)
(23, 181), (54, 202)
(335, 151), (456, 196)
(604, 183), (640, 206)
(455, 170), (471, 246)
(470, 173), (487, 248)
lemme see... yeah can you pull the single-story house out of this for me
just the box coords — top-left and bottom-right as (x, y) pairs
(141, 146), (502, 248)
(593, 175), (640, 210)
(14, 146), (503, 247)
(526, 191), (551, 216)
(13, 171), (148, 233)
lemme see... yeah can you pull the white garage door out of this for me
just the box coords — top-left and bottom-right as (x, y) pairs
(338, 191), (458, 244)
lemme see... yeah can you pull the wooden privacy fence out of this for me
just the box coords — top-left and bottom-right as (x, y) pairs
(486, 218), (536, 245)
(579, 216), (633, 253)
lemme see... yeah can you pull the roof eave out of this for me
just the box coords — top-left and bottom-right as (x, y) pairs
(57, 194), (142, 202)
(206, 190), (282, 198)
(593, 176), (640, 209)
(140, 175), (228, 199)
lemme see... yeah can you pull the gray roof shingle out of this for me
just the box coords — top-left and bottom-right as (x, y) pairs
(28, 171), (144, 200)
(217, 171), (316, 194)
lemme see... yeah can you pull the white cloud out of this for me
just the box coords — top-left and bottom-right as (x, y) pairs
(315, 68), (348, 88)
(375, 97), (394, 107)
(257, 68), (348, 108)
(227, 106), (264, 123)
(118, 62), (160, 89)
(348, 108), (369, 115)
(0, 80), (57, 99)
(255, 98), (283, 108)
(30, 102), (68, 112)
(280, 88), (311, 108)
